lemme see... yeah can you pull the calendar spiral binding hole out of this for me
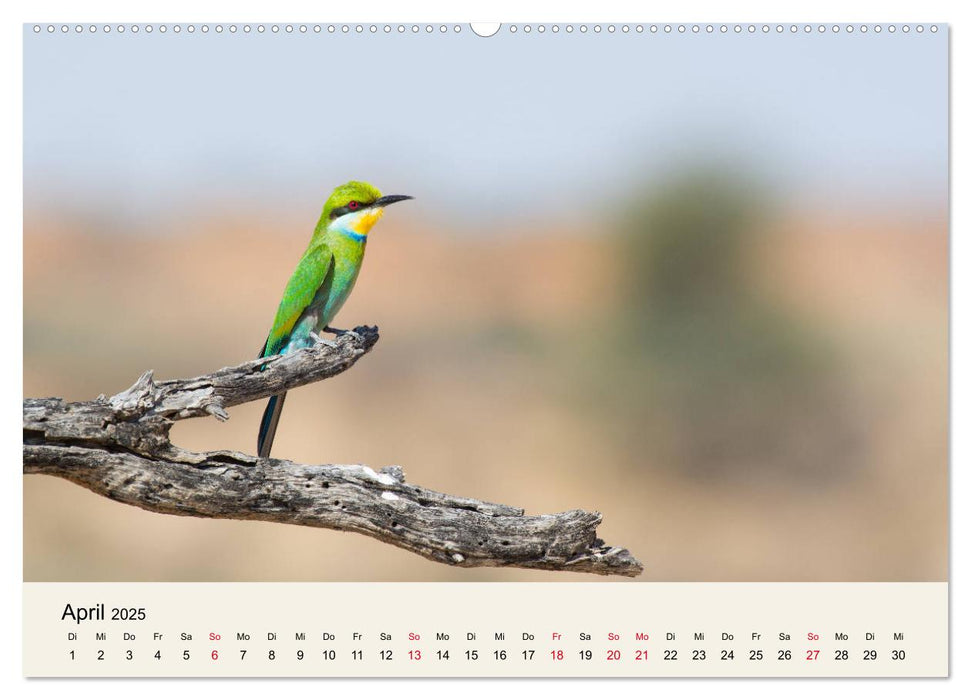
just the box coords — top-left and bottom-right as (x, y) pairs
(32, 23), (940, 36)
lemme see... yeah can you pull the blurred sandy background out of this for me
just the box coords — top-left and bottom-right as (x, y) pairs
(23, 187), (947, 581)
(23, 27), (947, 581)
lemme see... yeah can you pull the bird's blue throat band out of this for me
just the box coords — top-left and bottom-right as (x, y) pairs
(336, 227), (367, 243)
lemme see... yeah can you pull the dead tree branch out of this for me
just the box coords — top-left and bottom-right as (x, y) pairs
(23, 326), (643, 577)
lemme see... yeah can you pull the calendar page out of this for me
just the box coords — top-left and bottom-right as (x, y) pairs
(22, 20), (948, 679)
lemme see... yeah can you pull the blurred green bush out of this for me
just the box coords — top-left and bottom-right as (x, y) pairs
(613, 168), (861, 482)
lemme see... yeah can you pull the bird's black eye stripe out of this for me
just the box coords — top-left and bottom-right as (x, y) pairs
(330, 201), (373, 219)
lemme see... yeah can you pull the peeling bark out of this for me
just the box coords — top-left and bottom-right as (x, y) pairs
(23, 326), (643, 577)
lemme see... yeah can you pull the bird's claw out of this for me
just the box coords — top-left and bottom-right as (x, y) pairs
(310, 331), (338, 348)
(324, 325), (362, 341)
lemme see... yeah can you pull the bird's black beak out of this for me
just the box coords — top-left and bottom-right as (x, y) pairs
(374, 194), (414, 207)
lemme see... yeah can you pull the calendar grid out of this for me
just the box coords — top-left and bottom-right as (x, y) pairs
(23, 582), (948, 677)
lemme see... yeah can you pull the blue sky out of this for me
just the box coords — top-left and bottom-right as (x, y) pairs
(24, 25), (948, 226)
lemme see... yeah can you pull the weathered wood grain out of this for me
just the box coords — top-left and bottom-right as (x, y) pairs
(23, 326), (643, 577)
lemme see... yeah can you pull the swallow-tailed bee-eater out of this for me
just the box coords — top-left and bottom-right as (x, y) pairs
(257, 181), (412, 458)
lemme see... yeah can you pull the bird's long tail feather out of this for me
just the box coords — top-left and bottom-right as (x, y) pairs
(258, 392), (287, 459)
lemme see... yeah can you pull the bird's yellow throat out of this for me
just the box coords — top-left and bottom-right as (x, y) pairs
(346, 207), (384, 236)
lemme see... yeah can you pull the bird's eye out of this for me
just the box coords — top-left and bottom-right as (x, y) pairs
(348, 201), (359, 210)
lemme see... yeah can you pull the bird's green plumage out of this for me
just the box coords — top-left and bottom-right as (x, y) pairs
(257, 180), (408, 459)
(262, 181), (382, 358)
(262, 243), (335, 357)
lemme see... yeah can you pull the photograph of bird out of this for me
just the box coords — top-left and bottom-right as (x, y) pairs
(257, 181), (412, 458)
